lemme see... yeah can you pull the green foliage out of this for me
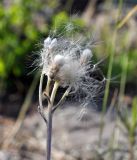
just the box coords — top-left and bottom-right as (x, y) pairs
(51, 11), (85, 36)
(130, 98), (137, 135)
(0, 1), (85, 88)
(0, 0), (48, 80)
(111, 50), (137, 82)
(0, 0), (137, 88)
(0, 58), (6, 77)
(95, 36), (137, 83)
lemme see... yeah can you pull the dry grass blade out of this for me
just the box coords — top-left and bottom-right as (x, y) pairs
(117, 5), (137, 29)
(2, 72), (39, 149)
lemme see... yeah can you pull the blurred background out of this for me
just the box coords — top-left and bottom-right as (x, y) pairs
(0, 0), (137, 160)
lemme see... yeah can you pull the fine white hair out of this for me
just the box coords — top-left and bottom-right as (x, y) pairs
(53, 54), (65, 67)
(38, 36), (104, 108)
(44, 37), (51, 48)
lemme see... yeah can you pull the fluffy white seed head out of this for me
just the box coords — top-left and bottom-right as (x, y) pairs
(80, 49), (92, 64)
(57, 59), (85, 87)
(44, 37), (51, 48)
(49, 38), (57, 49)
(53, 54), (65, 67)
(38, 36), (104, 108)
(48, 54), (66, 80)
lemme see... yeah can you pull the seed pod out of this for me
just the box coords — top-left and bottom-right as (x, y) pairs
(49, 55), (65, 80)
(53, 55), (65, 67)
(49, 65), (59, 80)
(80, 49), (92, 64)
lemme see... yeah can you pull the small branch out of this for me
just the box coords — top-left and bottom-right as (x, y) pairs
(37, 106), (47, 124)
(38, 74), (48, 124)
(50, 81), (60, 106)
(52, 86), (71, 113)
(43, 92), (51, 104)
(45, 76), (51, 97)
(39, 74), (44, 110)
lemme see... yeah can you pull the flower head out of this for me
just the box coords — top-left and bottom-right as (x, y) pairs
(38, 36), (104, 107)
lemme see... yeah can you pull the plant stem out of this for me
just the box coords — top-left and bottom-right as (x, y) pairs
(46, 81), (59, 160)
(98, 30), (117, 147)
(46, 105), (53, 160)
(52, 86), (71, 113)
(129, 143), (134, 160)
(98, 0), (123, 147)
(117, 5), (137, 29)
(39, 74), (44, 110)
(45, 76), (51, 97)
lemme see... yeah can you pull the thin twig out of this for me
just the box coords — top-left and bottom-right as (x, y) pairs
(52, 86), (71, 113)
(45, 76), (51, 97)
(37, 106), (47, 124)
(117, 5), (137, 29)
(38, 73), (48, 124)
(46, 81), (59, 160)
(39, 74), (44, 110)
(46, 105), (52, 160)
(43, 92), (51, 104)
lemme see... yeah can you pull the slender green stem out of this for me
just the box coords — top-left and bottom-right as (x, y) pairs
(98, 0), (123, 147)
(118, 55), (128, 107)
(99, 30), (117, 146)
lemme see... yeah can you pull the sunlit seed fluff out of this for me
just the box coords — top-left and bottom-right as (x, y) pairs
(49, 38), (57, 49)
(44, 37), (51, 48)
(55, 57), (85, 88)
(80, 48), (92, 64)
(53, 54), (65, 67)
(38, 36), (104, 108)
(48, 54), (66, 79)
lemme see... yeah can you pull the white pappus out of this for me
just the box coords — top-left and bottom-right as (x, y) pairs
(39, 36), (105, 107)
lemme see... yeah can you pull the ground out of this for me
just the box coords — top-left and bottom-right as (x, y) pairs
(0, 103), (135, 160)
